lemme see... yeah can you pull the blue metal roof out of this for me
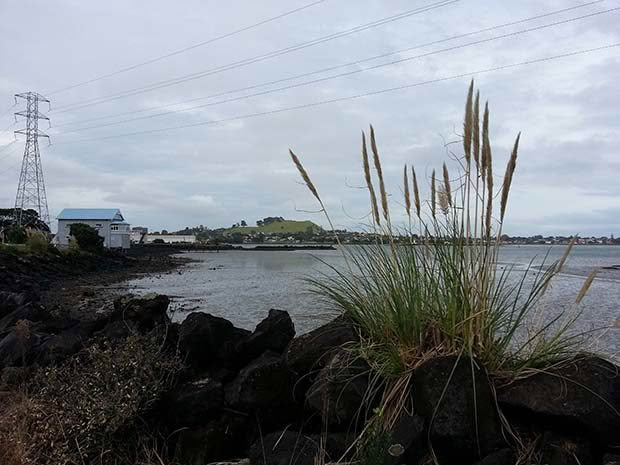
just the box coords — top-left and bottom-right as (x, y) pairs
(57, 208), (124, 221)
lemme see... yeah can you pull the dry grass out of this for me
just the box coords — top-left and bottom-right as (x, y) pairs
(0, 334), (181, 465)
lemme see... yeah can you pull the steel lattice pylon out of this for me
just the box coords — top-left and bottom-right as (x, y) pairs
(13, 92), (51, 226)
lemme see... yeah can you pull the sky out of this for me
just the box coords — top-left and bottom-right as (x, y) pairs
(0, 0), (618, 236)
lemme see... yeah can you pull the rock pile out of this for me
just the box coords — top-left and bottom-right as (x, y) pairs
(1, 289), (619, 465)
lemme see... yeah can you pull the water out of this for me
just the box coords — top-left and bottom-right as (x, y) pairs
(126, 245), (620, 355)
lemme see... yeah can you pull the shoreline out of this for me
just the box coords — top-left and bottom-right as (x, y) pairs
(2, 247), (620, 465)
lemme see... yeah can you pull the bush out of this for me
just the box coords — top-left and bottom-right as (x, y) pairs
(70, 223), (104, 253)
(152, 238), (165, 244)
(0, 334), (181, 465)
(25, 230), (49, 255)
(6, 225), (27, 244)
(290, 81), (597, 429)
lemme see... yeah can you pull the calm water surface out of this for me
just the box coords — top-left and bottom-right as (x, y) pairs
(126, 245), (620, 355)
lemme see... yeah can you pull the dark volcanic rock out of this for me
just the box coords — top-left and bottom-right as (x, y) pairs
(173, 412), (251, 465)
(285, 316), (358, 378)
(498, 356), (620, 446)
(236, 309), (295, 363)
(225, 351), (297, 424)
(178, 312), (250, 370)
(0, 291), (31, 318)
(473, 448), (517, 465)
(603, 453), (620, 465)
(166, 377), (224, 429)
(539, 431), (594, 465)
(306, 349), (370, 428)
(388, 411), (426, 465)
(111, 294), (170, 331)
(248, 430), (354, 465)
(0, 323), (41, 368)
(0, 303), (50, 334)
(93, 319), (137, 341)
(413, 356), (504, 464)
(33, 323), (92, 365)
(248, 431), (321, 465)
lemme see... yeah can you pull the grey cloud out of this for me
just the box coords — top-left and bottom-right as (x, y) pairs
(0, 0), (618, 235)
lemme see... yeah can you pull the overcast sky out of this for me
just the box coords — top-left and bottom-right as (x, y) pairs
(0, 0), (618, 236)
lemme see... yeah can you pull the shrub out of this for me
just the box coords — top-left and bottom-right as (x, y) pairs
(6, 225), (27, 244)
(289, 81), (598, 428)
(70, 223), (104, 253)
(152, 238), (165, 244)
(0, 334), (181, 465)
(25, 230), (49, 255)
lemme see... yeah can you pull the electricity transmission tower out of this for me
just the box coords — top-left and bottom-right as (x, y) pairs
(13, 92), (51, 226)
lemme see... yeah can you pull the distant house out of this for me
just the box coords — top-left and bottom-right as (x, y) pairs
(144, 234), (197, 244)
(56, 208), (131, 249)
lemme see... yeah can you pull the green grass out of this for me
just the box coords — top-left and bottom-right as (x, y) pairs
(290, 80), (599, 434)
(227, 219), (321, 234)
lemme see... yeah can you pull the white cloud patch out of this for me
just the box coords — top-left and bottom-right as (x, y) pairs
(0, 0), (618, 235)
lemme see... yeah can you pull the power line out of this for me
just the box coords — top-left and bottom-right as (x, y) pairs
(0, 159), (22, 177)
(50, 42), (620, 145)
(0, 145), (20, 164)
(52, 6), (619, 136)
(50, 0), (458, 114)
(49, 0), (606, 129)
(44, 0), (328, 96)
(0, 140), (17, 154)
(0, 105), (16, 123)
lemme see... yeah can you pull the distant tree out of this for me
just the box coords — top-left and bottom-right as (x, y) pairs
(257, 220), (264, 227)
(230, 232), (244, 244)
(6, 225), (27, 244)
(262, 217), (285, 226)
(241, 220), (247, 227)
(70, 223), (104, 253)
(161, 230), (169, 235)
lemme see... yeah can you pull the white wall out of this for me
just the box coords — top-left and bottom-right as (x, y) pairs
(57, 220), (131, 249)
(57, 219), (111, 247)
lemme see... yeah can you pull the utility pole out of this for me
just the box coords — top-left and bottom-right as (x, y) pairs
(13, 92), (51, 227)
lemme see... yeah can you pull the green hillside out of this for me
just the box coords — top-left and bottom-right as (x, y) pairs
(228, 220), (322, 234)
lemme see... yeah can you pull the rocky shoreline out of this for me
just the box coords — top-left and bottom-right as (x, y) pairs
(1, 251), (619, 465)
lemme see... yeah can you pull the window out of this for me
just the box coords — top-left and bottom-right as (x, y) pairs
(111, 225), (119, 231)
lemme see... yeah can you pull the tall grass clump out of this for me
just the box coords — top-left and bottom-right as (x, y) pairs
(289, 81), (597, 426)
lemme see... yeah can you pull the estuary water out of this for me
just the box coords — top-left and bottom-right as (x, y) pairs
(126, 245), (620, 356)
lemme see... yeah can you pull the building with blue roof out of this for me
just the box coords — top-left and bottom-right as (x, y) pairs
(56, 208), (131, 249)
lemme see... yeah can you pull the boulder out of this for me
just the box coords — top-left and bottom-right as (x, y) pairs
(111, 294), (170, 331)
(412, 356), (504, 464)
(248, 431), (321, 465)
(539, 431), (594, 465)
(387, 411), (426, 465)
(0, 291), (31, 318)
(174, 412), (252, 465)
(178, 312), (250, 370)
(236, 309), (295, 363)
(306, 349), (370, 429)
(225, 351), (297, 425)
(166, 377), (224, 429)
(93, 320), (137, 342)
(0, 303), (50, 334)
(285, 316), (358, 378)
(205, 461), (249, 465)
(498, 356), (620, 446)
(0, 323), (41, 368)
(603, 454), (620, 465)
(33, 324), (91, 365)
(473, 448), (516, 465)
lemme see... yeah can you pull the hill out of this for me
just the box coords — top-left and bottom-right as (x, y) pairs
(227, 220), (322, 234)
